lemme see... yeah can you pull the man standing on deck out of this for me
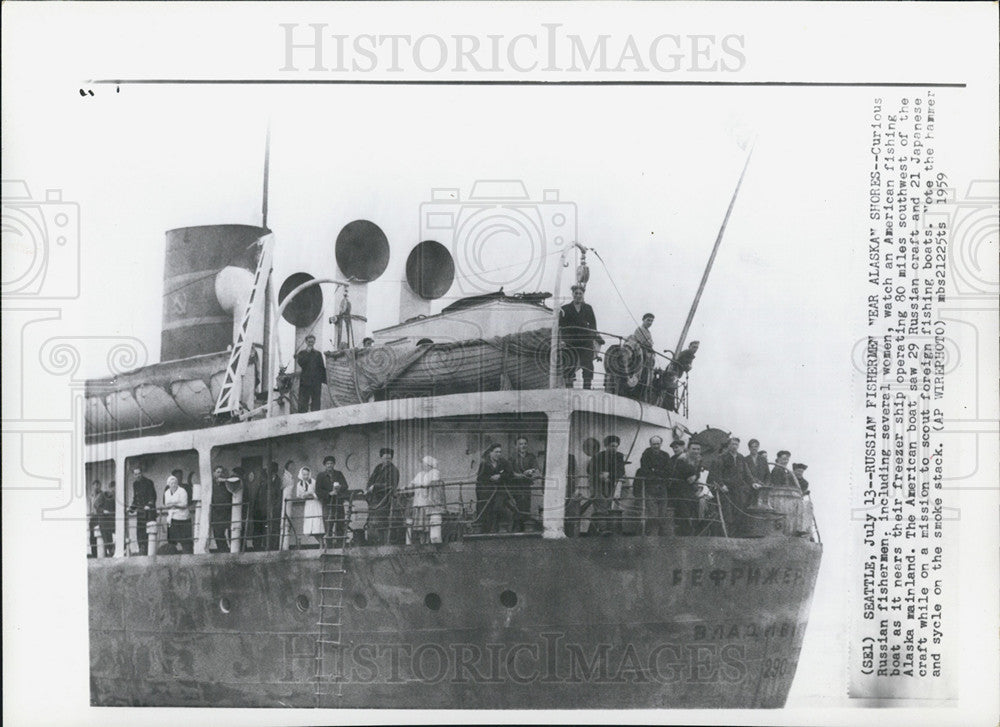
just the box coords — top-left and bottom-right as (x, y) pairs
(365, 448), (400, 545)
(792, 463), (810, 494)
(295, 334), (326, 412)
(625, 313), (656, 399)
(744, 438), (770, 483)
(589, 435), (626, 534)
(709, 437), (755, 535)
(670, 442), (707, 535)
(209, 465), (233, 553)
(316, 455), (348, 540)
(559, 285), (604, 389)
(129, 465), (157, 556)
(636, 435), (673, 535)
(510, 436), (541, 532)
(768, 450), (796, 488)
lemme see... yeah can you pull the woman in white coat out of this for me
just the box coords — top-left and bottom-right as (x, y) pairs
(296, 466), (325, 546)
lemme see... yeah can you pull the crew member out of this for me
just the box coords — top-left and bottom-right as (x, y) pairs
(509, 436), (540, 532)
(636, 435), (673, 535)
(130, 465), (157, 555)
(709, 437), (755, 534)
(316, 455), (348, 540)
(744, 438), (770, 483)
(768, 450), (796, 487)
(92, 480), (116, 557)
(670, 442), (707, 535)
(559, 285), (604, 389)
(792, 463), (810, 494)
(365, 448), (400, 545)
(210, 465), (233, 553)
(589, 434), (626, 534)
(626, 313), (656, 399)
(476, 444), (509, 534)
(295, 334), (326, 412)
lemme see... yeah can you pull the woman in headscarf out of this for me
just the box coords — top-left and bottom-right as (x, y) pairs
(404, 456), (442, 544)
(295, 466), (325, 546)
(476, 443), (509, 534)
(163, 474), (193, 554)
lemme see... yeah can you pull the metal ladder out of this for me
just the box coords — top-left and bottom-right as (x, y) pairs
(313, 531), (348, 706)
(214, 233), (275, 417)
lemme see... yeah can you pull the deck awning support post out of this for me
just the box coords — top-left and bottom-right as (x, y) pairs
(542, 411), (570, 539)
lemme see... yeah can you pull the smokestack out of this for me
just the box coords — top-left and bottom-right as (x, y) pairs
(160, 224), (269, 361)
(333, 219), (390, 346)
(400, 240), (455, 322)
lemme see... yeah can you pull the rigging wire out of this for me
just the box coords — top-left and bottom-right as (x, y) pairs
(589, 248), (639, 329)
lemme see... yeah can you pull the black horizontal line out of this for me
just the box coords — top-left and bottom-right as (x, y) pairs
(90, 79), (966, 88)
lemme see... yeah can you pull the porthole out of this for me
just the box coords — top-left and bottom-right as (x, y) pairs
(218, 597), (232, 614)
(424, 592), (442, 611)
(295, 594), (310, 612)
(354, 593), (368, 610)
(499, 590), (518, 608)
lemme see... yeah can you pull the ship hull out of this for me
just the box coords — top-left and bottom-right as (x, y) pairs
(89, 535), (820, 708)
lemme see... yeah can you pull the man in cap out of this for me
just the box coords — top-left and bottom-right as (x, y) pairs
(589, 434), (626, 534)
(559, 285), (604, 389)
(295, 334), (326, 412)
(792, 463), (810, 494)
(768, 450), (796, 487)
(365, 448), (400, 545)
(664, 341), (699, 412)
(209, 464), (233, 553)
(316, 455), (349, 540)
(636, 434), (673, 535)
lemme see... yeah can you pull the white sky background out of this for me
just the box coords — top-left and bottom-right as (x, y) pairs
(2, 2), (997, 727)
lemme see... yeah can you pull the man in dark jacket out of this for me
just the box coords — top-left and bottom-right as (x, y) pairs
(589, 434), (626, 534)
(768, 450), (797, 488)
(129, 465), (157, 555)
(316, 455), (348, 539)
(792, 463), (810, 494)
(743, 438), (770, 483)
(709, 437), (756, 535)
(670, 442), (707, 535)
(295, 334), (326, 412)
(636, 435), (673, 534)
(93, 480), (116, 557)
(365, 449), (399, 545)
(559, 285), (604, 389)
(210, 465), (233, 553)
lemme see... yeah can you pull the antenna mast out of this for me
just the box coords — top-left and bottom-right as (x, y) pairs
(674, 140), (755, 355)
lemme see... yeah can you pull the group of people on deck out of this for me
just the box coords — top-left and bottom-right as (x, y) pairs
(557, 284), (699, 410)
(569, 434), (810, 537)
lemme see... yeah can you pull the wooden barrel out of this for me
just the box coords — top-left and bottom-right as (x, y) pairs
(741, 507), (786, 538)
(755, 485), (808, 536)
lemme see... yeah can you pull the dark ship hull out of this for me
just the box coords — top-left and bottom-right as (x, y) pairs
(89, 534), (821, 708)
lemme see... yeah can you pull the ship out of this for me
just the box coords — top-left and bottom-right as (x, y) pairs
(86, 169), (822, 709)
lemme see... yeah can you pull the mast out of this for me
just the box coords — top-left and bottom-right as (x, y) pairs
(674, 140), (755, 355)
(261, 119), (273, 395)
